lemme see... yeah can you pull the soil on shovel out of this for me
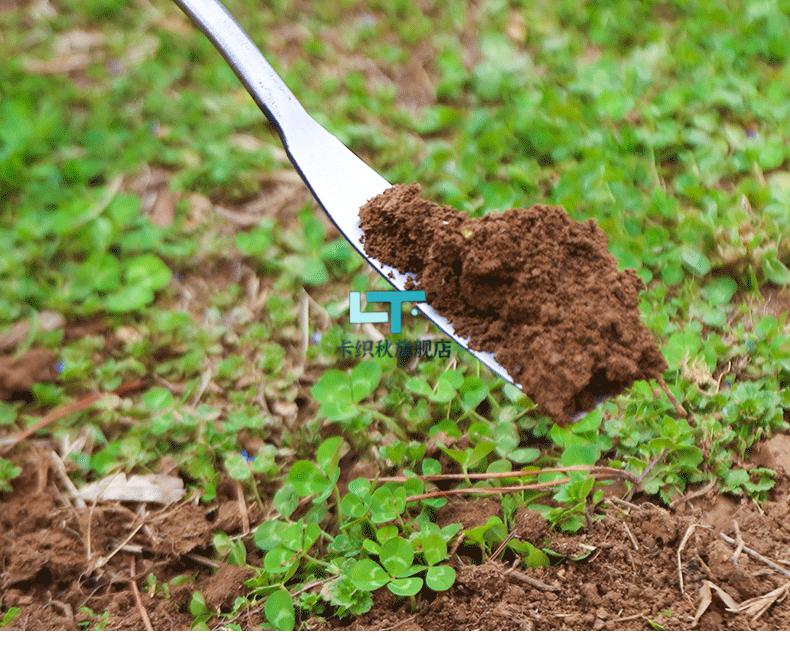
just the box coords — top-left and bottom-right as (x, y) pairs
(359, 184), (666, 424)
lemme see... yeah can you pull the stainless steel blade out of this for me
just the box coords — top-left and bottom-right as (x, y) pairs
(173, 0), (517, 388)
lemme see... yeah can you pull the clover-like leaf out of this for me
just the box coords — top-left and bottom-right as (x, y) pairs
(369, 486), (406, 524)
(420, 533), (447, 566)
(350, 559), (390, 591)
(350, 360), (381, 402)
(125, 254), (172, 291)
(339, 493), (366, 519)
(287, 460), (331, 497)
(264, 590), (295, 631)
(386, 577), (423, 597)
(254, 520), (289, 551)
(379, 537), (414, 577)
(425, 565), (456, 592)
(263, 546), (299, 574)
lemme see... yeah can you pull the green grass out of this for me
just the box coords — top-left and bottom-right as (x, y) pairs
(0, 0), (788, 629)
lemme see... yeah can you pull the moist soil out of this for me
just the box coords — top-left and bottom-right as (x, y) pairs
(3, 443), (790, 630)
(359, 184), (667, 424)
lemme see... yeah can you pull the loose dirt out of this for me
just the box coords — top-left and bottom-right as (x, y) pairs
(0, 448), (258, 630)
(0, 349), (57, 400)
(360, 184), (666, 424)
(340, 480), (790, 630)
(4, 445), (790, 630)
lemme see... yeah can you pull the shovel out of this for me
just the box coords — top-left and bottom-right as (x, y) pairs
(173, 0), (517, 388)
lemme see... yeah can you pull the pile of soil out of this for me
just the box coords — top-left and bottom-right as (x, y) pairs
(360, 184), (666, 423)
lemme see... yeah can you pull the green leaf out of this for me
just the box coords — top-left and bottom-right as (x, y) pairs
(223, 453), (251, 480)
(0, 607), (20, 628)
(379, 537), (414, 577)
(386, 577), (423, 597)
(263, 547), (299, 574)
(425, 565), (456, 591)
(104, 284), (153, 313)
(560, 445), (601, 466)
(339, 493), (366, 519)
(460, 377), (489, 410)
(125, 254), (172, 291)
(316, 436), (344, 472)
(420, 534), (447, 566)
(235, 224), (273, 255)
(288, 460), (331, 497)
(570, 407), (602, 433)
(662, 331), (702, 370)
(369, 486), (406, 524)
(762, 254), (790, 285)
(405, 376), (432, 397)
(680, 246), (711, 276)
(350, 559), (391, 591)
(189, 591), (209, 617)
(421, 458), (442, 475)
(508, 448), (541, 464)
(0, 458), (22, 493)
(375, 525), (399, 544)
(311, 370), (351, 405)
(702, 277), (738, 305)
(0, 401), (16, 426)
(272, 484), (298, 518)
(350, 360), (381, 402)
(265, 590), (295, 631)
(469, 440), (496, 468)
(300, 256), (329, 286)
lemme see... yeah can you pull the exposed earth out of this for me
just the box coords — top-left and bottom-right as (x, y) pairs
(3, 439), (789, 631)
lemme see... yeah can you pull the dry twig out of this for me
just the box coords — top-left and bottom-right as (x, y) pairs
(129, 557), (153, 631)
(719, 532), (790, 579)
(505, 568), (559, 593)
(1, 379), (145, 455)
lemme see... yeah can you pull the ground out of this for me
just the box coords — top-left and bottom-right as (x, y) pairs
(0, 0), (788, 631)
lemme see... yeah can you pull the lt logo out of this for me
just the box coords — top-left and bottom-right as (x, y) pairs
(349, 290), (426, 334)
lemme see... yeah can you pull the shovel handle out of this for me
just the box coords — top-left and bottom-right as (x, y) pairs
(172, 0), (309, 144)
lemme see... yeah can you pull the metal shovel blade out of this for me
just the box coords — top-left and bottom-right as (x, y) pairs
(173, 0), (518, 388)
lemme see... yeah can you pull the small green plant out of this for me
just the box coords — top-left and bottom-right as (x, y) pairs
(0, 458), (21, 493)
(0, 607), (20, 628)
(77, 607), (110, 631)
(350, 535), (456, 597)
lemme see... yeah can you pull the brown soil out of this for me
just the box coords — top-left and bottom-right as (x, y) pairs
(4, 447), (790, 631)
(0, 449), (260, 630)
(0, 349), (57, 400)
(359, 184), (666, 424)
(340, 484), (790, 630)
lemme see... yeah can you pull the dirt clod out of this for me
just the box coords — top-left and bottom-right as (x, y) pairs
(203, 564), (251, 612)
(0, 349), (57, 400)
(360, 184), (666, 423)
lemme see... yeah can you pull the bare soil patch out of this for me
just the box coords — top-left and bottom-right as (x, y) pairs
(3, 446), (790, 630)
(340, 479), (790, 630)
(0, 449), (259, 630)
